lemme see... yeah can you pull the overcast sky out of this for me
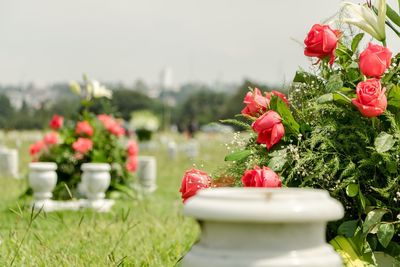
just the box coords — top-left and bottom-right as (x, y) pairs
(0, 0), (399, 86)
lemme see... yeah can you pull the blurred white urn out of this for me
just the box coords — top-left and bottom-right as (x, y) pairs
(29, 162), (57, 201)
(181, 188), (344, 267)
(81, 163), (111, 200)
(137, 156), (157, 193)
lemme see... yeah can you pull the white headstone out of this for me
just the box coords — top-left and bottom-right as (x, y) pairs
(186, 141), (199, 159)
(137, 156), (157, 193)
(167, 140), (177, 159)
(0, 148), (19, 178)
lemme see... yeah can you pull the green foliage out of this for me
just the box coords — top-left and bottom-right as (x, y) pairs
(217, 35), (400, 263)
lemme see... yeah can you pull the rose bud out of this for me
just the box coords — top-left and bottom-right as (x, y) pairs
(359, 43), (392, 78)
(241, 88), (269, 117)
(242, 166), (282, 188)
(271, 90), (289, 105)
(252, 110), (285, 150)
(49, 114), (64, 130)
(352, 78), (387, 118)
(179, 169), (211, 203)
(304, 24), (341, 65)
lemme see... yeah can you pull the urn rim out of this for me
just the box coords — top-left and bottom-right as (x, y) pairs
(184, 187), (344, 223)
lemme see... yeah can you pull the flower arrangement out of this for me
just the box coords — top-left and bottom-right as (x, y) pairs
(180, 0), (400, 265)
(129, 110), (160, 141)
(29, 78), (138, 199)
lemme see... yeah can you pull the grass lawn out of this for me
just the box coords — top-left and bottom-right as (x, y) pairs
(0, 132), (229, 266)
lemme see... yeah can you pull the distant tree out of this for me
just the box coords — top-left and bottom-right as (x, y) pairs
(112, 90), (162, 120)
(173, 89), (227, 129)
(0, 94), (15, 128)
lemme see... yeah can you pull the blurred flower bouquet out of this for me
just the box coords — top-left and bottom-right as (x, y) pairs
(29, 78), (138, 199)
(129, 110), (160, 141)
(180, 0), (400, 265)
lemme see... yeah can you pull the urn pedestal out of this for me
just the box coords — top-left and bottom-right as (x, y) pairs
(28, 162), (57, 211)
(81, 163), (111, 201)
(181, 188), (344, 267)
(80, 163), (115, 212)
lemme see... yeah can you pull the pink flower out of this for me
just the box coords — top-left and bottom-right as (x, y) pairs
(352, 78), (387, 118)
(241, 88), (269, 117)
(304, 24), (341, 65)
(75, 121), (94, 136)
(97, 114), (113, 125)
(271, 90), (289, 105)
(252, 110), (285, 150)
(127, 140), (139, 156)
(72, 138), (93, 154)
(359, 43), (392, 78)
(43, 132), (59, 145)
(241, 166), (282, 188)
(30, 141), (46, 156)
(180, 169), (212, 203)
(49, 115), (64, 130)
(126, 156), (138, 172)
(97, 114), (126, 137)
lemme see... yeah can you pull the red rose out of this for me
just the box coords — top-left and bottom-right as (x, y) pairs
(126, 156), (138, 172)
(75, 121), (94, 136)
(252, 110), (285, 150)
(271, 90), (289, 105)
(127, 140), (139, 156)
(304, 24), (340, 65)
(352, 78), (387, 118)
(359, 43), (392, 78)
(242, 166), (282, 188)
(43, 132), (59, 145)
(179, 169), (211, 203)
(241, 88), (269, 117)
(49, 115), (64, 130)
(29, 141), (46, 156)
(72, 137), (93, 154)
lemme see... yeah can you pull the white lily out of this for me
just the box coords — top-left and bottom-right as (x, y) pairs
(90, 80), (113, 99)
(341, 0), (386, 42)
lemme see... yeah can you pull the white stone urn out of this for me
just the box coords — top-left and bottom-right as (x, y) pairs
(181, 188), (344, 267)
(28, 162), (57, 201)
(81, 163), (111, 200)
(137, 156), (157, 192)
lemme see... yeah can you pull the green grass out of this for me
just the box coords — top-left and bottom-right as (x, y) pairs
(0, 132), (229, 266)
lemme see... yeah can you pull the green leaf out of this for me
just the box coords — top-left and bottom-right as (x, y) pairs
(346, 184), (359, 197)
(362, 209), (388, 235)
(271, 96), (300, 134)
(326, 74), (344, 92)
(374, 132), (395, 153)
(386, 4), (400, 27)
(338, 220), (359, 237)
(292, 70), (319, 83)
(316, 93), (333, 104)
(268, 149), (287, 172)
(359, 190), (367, 211)
(220, 119), (252, 130)
(387, 85), (400, 108)
(377, 223), (395, 248)
(333, 91), (352, 104)
(374, 252), (400, 266)
(224, 150), (252, 161)
(351, 33), (365, 52)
